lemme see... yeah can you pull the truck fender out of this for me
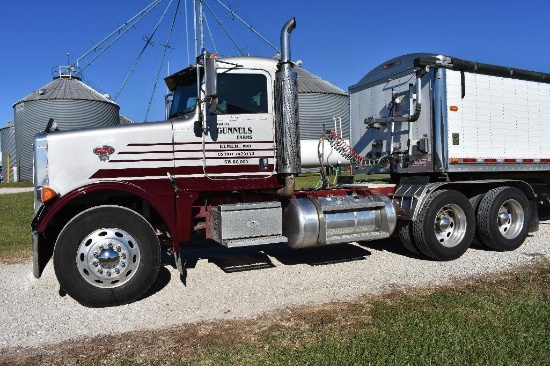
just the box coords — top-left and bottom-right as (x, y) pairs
(32, 181), (178, 278)
(393, 179), (536, 222)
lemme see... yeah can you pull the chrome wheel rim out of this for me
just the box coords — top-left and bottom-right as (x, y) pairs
(434, 203), (467, 248)
(497, 199), (524, 239)
(76, 228), (141, 288)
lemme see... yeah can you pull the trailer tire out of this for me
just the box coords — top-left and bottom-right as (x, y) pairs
(53, 205), (161, 307)
(412, 190), (475, 261)
(397, 220), (423, 256)
(477, 187), (530, 251)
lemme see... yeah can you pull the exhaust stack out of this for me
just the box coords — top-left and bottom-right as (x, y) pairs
(275, 18), (300, 195)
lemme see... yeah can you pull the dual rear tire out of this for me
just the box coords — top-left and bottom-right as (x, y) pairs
(399, 187), (530, 260)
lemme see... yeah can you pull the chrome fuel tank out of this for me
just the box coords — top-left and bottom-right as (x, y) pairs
(283, 194), (396, 248)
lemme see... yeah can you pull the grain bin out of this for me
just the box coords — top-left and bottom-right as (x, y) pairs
(295, 66), (349, 140)
(1, 120), (17, 182)
(294, 66), (350, 168)
(12, 67), (120, 181)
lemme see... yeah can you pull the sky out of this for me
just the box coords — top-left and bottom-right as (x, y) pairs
(1, 0), (549, 132)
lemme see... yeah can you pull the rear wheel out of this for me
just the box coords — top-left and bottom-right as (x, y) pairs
(412, 190), (475, 260)
(477, 187), (530, 251)
(397, 220), (423, 256)
(54, 205), (161, 307)
(469, 193), (486, 247)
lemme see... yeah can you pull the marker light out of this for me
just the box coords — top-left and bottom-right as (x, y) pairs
(41, 187), (57, 203)
(450, 106), (459, 111)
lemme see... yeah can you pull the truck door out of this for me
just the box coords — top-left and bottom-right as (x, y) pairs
(203, 70), (276, 179)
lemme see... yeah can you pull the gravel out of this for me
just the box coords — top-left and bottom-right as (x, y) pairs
(1, 218), (549, 350)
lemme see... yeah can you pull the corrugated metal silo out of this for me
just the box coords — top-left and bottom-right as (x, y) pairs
(13, 70), (120, 181)
(1, 120), (17, 182)
(295, 67), (349, 140)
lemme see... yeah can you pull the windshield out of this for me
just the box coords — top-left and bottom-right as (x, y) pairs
(166, 68), (198, 119)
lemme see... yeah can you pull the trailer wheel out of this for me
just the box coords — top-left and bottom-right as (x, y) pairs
(412, 190), (475, 260)
(477, 187), (530, 251)
(53, 205), (161, 307)
(397, 221), (423, 256)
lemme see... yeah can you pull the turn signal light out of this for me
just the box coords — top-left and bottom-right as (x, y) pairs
(450, 158), (459, 164)
(41, 187), (57, 203)
(450, 106), (459, 111)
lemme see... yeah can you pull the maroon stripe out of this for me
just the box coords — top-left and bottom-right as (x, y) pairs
(127, 142), (176, 147)
(201, 148), (274, 152)
(118, 151), (174, 155)
(127, 141), (273, 147)
(109, 156), (273, 163)
(204, 140), (274, 145)
(90, 164), (274, 179)
(109, 158), (176, 163)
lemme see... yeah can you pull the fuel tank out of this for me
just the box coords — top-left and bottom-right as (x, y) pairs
(283, 194), (397, 248)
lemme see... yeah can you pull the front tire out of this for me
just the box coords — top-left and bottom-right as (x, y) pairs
(412, 190), (475, 261)
(477, 187), (530, 251)
(54, 205), (161, 307)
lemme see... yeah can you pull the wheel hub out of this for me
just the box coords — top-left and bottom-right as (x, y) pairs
(498, 210), (511, 226)
(437, 215), (452, 232)
(98, 247), (121, 269)
(497, 199), (524, 239)
(76, 228), (140, 288)
(433, 204), (466, 248)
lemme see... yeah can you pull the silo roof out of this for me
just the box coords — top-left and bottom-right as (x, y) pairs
(13, 77), (119, 107)
(294, 66), (347, 96)
(213, 56), (347, 96)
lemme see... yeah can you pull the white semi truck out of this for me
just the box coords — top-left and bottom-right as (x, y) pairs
(32, 18), (550, 307)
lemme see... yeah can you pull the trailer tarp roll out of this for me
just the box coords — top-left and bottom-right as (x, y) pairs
(414, 56), (550, 84)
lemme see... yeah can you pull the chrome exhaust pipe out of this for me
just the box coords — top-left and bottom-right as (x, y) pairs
(275, 18), (300, 196)
(280, 18), (296, 65)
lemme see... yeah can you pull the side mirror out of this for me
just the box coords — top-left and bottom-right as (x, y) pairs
(203, 51), (218, 113)
(205, 56), (217, 98)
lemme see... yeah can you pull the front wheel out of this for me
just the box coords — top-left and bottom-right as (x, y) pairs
(412, 190), (475, 261)
(54, 205), (161, 307)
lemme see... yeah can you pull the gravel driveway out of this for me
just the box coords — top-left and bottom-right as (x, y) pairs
(1, 215), (549, 350)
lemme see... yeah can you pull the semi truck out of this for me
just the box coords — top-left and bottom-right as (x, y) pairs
(32, 18), (550, 307)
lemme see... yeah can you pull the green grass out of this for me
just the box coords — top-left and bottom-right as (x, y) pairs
(0, 181), (33, 188)
(295, 172), (391, 190)
(0, 191), (34, 262)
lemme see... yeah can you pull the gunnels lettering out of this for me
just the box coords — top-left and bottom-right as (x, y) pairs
(217, 127), (253, 135)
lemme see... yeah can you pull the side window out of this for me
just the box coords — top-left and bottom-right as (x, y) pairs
(214, 73), (268, 114)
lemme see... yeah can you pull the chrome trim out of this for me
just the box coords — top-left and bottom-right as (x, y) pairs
(32, 231), (40, 278)
(33, 133), (49, 213)
(433, 68), (448, 172)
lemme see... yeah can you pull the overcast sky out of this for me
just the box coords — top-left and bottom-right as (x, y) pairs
(1, 0), (549, 129)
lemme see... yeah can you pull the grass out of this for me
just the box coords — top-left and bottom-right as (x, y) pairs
(0, 181), (33, 188)
(2, 264), (548, 365)
(295, 172), (391, 190)
(0, 191), (34, 262)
